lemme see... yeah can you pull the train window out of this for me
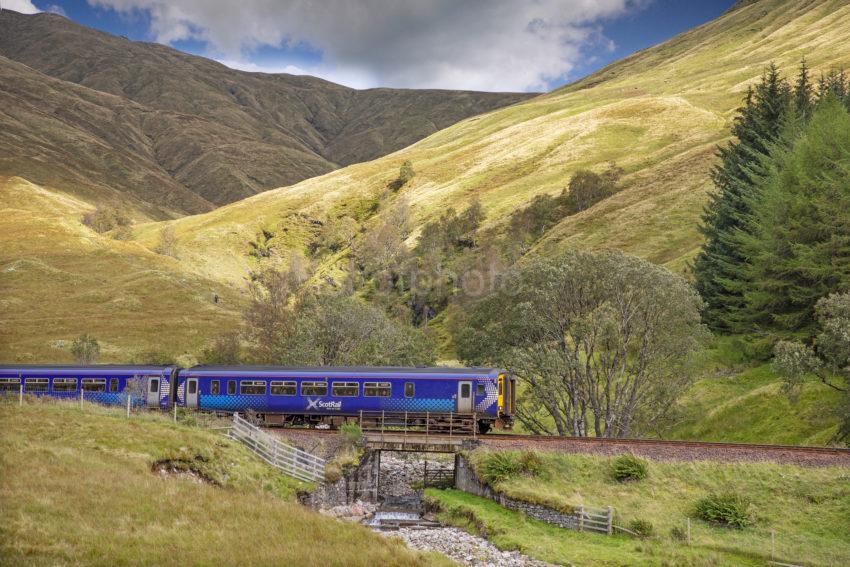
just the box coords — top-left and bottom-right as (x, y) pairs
(271, 381), (296, 396)
(301, 381), (328, 396)
(149, 379), (158, 393)
(404, 382), (414, 398)
(211, 380), (220, 395)
(188, 380), (197, 395)
(25, 378), (49, 393)
(332, 382), (359, 397)
(227, 380), (236, 395)
(476, 383), (485, 396)
(52, 378), (77, 392)
(109, 378), (119, 392)
(82, 378), (106, 392)
(240, 380), (266, 395)
(0, 378), (21, 392)
(364, 382), (391, 397)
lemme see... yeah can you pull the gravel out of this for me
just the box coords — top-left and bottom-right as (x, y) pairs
(480, 437), (850, 468)
(383, 527), (558, 567)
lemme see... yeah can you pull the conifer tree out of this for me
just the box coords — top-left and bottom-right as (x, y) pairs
(693, 63), (791, 330)
(793, 58), (814, 119)
(737, 97), (850, 335)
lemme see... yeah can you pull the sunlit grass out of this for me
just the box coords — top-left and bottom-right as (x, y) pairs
(0, 399), (452, 567)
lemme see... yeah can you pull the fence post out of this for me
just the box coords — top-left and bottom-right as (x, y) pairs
(687, 518), (691, 546)
(578, 505), (584, 532)
(80, 388), (83, 410)
(425, 411), (429, 438)
(771, 530), (775, 561)
(607, 506), (613, 536)
(126, 394), (131, 418)
(173, 402), (177, 422)
(449, 413), (454, 437)
(19, 382), (23, 406)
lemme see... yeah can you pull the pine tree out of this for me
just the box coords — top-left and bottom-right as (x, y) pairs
(693, 63), (792, 331)
(737, 97), (850, 335)
(794, 58), (814, 119)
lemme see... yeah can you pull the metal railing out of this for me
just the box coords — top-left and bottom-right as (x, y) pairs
(227, 414), (325, 483)
(358, 410), (477, 439)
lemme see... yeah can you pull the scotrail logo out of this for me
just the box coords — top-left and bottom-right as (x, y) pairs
(306, 398), (342, 411)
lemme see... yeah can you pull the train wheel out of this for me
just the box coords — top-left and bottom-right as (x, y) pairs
(477, 421), (492, 435)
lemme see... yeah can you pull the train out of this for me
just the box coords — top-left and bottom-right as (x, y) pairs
(0, 365), (516, 433)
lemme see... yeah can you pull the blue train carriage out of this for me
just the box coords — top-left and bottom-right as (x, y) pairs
(0, 365), (177, 409)
(176, 366), (516, 433)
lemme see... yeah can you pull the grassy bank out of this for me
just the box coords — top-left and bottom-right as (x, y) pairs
(441, 451), (850, 566)
(0, 399), (450, 566)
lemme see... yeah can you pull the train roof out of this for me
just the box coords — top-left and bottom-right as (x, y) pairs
(0, 365), (171, 371)
(185, 365), (504, 376)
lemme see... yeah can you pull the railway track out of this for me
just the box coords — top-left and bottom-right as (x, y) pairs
(268, 427), (850, 467)
(482, 433), (850, 456)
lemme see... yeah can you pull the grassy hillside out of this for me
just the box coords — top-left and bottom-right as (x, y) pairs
(0, 10), (530, 217)
(0, 399), (450, 566)
(0, 176), (242, 363)
(133, 0), (850, 286)
(427, 449), (850, 566)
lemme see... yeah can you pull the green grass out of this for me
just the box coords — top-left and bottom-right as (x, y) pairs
(453, 450), (850, 566)
(426, 489), (758, 566)
(0, 399), (452, 567)
(667, 337), (842, 445)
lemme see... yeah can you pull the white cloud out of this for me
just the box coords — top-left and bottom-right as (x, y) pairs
(46, 4), (67, 16)
(3, 0), (40, 14)
(88, 0), (648, 92)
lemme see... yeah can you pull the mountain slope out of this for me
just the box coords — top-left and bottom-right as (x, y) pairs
(135, 0), (850, 285)
(0, 10), (532, 217)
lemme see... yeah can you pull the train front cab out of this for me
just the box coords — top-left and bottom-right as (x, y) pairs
(497, 372), (516, 429)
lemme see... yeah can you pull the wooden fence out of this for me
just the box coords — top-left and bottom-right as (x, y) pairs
(228, 413), (325, 483)
(358, 410), (477, 438)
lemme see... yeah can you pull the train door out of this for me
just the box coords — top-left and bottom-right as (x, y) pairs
(457, 381), (473, 413)
(186, 378), (198, 408)
(146, 377), (160, 407)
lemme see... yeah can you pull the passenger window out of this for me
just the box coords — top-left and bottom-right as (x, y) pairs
(364, 382), (391, 397)
(109, 378), (119, 392)
(332, 382), (359, 397)
(52, 378), (77, 392)
(227, 380), (236, 395)
(211, 380), (220, 395)
(25, 378), (48, 392)
(270, 381), (296, 396)
(0, 378), (20, 392)
(301, 381), (328, 396)
(404, 382), (414, 398)
(149, 379), (159, 393)
(461, 383), (471, 398)
(476, 383), (485, 396)
(188, 380), (197, 395)
(240, 380), (265, 395)
(81, 378), (106, 392)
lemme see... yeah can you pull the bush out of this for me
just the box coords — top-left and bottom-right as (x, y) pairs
(628, 518), (655, 538)
(611, 454), (648, 482)
(478, 451), (542, 484)
(82, 203), (132, 236)
(694, 493), (753, 528)
(324, 462), (342, 483)
(339, 423), (363, 446)
(669, 525), (687, 542)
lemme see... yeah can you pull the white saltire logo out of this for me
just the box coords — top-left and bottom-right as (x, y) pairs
(306, 398), (342, 410)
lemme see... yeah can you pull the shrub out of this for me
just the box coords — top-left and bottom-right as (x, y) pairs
(82, 203), (132, 235)
(71, 333), (100, 364)
(324, 462), (342, 483)
(339, 423), (363, 446)
(669, 525), (687, 542)
(611, 454), (648, 482)
(628, 518), (655, 538)
(694, 493), (753, 528)
(478, 451), (541, 484)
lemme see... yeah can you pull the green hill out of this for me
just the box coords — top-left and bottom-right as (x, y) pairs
(0, 400), (448, 566)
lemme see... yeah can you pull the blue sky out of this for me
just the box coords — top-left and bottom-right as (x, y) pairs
(22, 0), (737, 92)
